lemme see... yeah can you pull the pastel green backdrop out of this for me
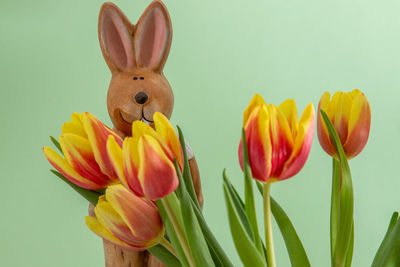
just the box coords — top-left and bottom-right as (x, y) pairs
(1, 0), (399, 266)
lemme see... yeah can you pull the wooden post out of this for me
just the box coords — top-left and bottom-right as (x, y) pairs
(103, 241), (164, 267)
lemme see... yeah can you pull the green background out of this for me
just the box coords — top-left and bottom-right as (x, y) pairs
(1, 0), (399, 266)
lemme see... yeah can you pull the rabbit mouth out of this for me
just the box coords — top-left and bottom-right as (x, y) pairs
(140, 116), (152, 125)
(140, 110), (154, 125)
(119, 109), (153, 125)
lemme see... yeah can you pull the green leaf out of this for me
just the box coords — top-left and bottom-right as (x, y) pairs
(223, 170), (253, 238)
(223, 182), (266, 267)
(50, 170), (100, 205)
(148, 244), (182, 267)
(241, 128), (264, 257)
(372, 212), (400, 267)
(177, 126), (200, 210)
(174, 160), (215, 267)
(95, 188), (106, 195)
(344, 222), (354, 267)
(225, 174), (269, 261)
(50, 136), (63, 154)
(156, 199), (190, 267)
(320, 110), (354, 267)
(256, 181), (310, 267)
(270, 197), (311, 267)
(189, 196), (234, 267)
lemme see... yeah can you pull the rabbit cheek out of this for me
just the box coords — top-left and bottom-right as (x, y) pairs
(109, 109), (132, 137)
(143, 95), (173, 122)
(142, 77), (174, 120)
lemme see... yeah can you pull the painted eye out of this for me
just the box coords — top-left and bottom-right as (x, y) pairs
(140, 77), (144, 80)
(133, 77), (138, 80)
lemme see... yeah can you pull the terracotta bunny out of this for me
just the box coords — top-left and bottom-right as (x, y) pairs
(95, 1), (203, 266)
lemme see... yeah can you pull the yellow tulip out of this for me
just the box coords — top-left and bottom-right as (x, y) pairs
(86, 184), (164, 251)
(107, 112), (183, 199)
(43, 112), (122, 189)
(317, 89), (371, 159)
(239, 94), (315, 182)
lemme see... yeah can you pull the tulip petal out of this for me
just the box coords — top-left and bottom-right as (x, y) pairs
(154, 112), (183, 169)
(268, 104), (294, 177)
(319, 91), (331, 115)
(122, 137), (144, 197)
(59, 133), (110, 184)
(334, 92), (352, 144)
(132, 120), (158, 139)
(106, 185), (164, 245)
(317, 92), (336, 157)
(85, 216), (136, 250)
(43, 147), (105, 189)
(82, 113), (122, 178)
(138, 135), (179, 199)
(62, 113), (87, 137)
(328, 92), (341, 119)
(107, 136), (128, 187)
(343, 93), (371, 158)
(95, 196), (144, 246)
(132, 120), (174, 160)
(62, 121), (86, 138)
(279, 99), (299, 138)
(240, 105), (272, 181)
(280, 104), (315, 180)
(243, 94), (267, 127)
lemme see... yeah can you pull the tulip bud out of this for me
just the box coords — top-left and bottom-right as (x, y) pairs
(239, 94), (315, 182)
(317, 89), (371, 159)
(43, 112), (122, 190)
(85, 184), (164, 251)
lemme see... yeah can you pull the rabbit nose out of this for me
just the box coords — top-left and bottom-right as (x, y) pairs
(134, 92), (148, 104)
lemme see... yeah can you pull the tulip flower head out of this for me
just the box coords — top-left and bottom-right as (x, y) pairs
(43, 112), (123, 190)
(107, 112), (183, 200)
(317, 89), (371, 159)
(85, 184), (164, 251)
(239, 94), (315, 183)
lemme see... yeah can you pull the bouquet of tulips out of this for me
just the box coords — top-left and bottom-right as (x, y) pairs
(43, 90), (400, 267)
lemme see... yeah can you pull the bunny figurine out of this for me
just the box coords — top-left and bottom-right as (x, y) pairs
(95, 1), (203, 266)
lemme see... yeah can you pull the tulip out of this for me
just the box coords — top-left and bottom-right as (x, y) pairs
(239, 94), (315, 182)
(317, 89), (371, 159)
(85, 184), (164, 251)
(107, 112), (183, 200)
(43, 112), (123, 190)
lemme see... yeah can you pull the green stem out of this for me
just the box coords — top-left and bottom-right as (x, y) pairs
(264, 182), (276, 267)
(162, 194), (195, 267)
(330, 158), (340, 264)
(160, 236), (176, 257)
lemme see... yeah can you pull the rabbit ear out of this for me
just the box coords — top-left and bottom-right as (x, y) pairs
(98, 3), (135, 72)
(134, 0), (172, 72)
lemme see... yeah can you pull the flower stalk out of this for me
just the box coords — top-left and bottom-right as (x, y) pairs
(263, 182), (276, 267)
(330, 158), (340, 261)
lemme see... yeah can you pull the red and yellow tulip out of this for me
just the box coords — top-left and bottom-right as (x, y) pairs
(43, 112), (123, 190)
(85, 184), (164, 251)
(107, 112), (183, 200)
(239, 94), (315, 182)
(317, 89), (371, 159)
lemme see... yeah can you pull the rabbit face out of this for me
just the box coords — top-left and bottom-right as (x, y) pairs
(99, 1), (173, 137)
(107, 69), (173, 136)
